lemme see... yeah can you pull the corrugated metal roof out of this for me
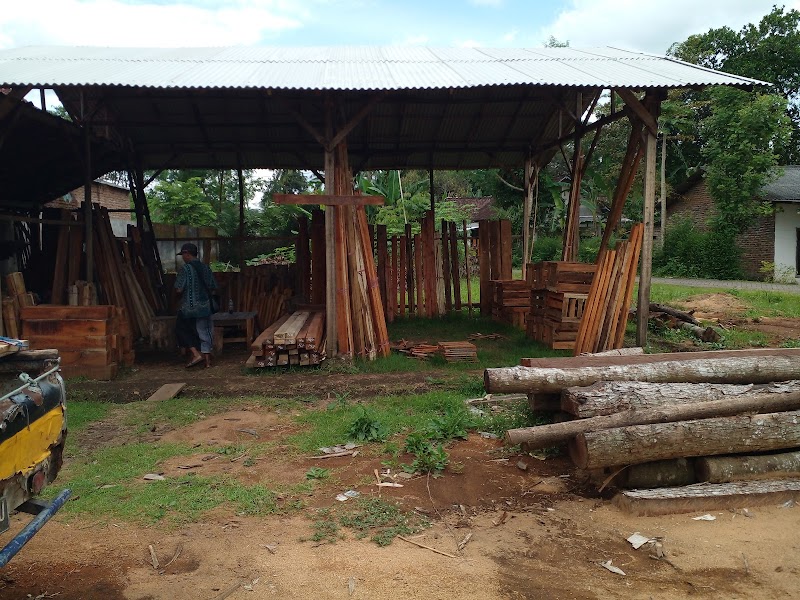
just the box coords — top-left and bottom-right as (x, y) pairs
(0, 45), (766, 90)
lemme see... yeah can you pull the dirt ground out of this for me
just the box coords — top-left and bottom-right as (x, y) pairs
(2, 304), (800, 600)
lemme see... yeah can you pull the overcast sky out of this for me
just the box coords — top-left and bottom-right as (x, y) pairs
(0, 0), (797, 55)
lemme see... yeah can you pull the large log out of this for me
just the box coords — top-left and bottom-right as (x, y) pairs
(562, 380), (800, 418)
(696, 450), (800, 483)
(485, 355), (800, 394)
(571, 410), (800, 470)
(506, 390), (800, 448)
(614, 479), (800, 516)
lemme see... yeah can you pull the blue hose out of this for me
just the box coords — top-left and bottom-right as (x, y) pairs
(0, 489), (72, 568)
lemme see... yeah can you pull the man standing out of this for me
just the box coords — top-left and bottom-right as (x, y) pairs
(175, 242), (218, 368)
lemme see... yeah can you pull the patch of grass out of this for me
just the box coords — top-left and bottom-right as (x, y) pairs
(44, 442), (285, 525)
(66, 401), (112, 432)
(475, 397), (547, 438)
(305, 467), (330, 481)
(728, 289), (800, 318)
(346, 406), (389, 442)
(338, 497), (429, 546)
(288, 391), (476, 452)
(307, 508), (342, 544)
(404, 442), (449, 475)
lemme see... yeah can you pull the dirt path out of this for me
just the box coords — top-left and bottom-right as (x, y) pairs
(3, 404), (800, 599)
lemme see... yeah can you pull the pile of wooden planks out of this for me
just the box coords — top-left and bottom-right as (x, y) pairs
(573, 223), (643, 355)
(21, 305), (134, 380)
(437, 341), (477, 363)
(490, 280), (529, 329)
(487, 347), (800, 514)
(246, 309), (326, 368)
(525, 261), (596, 350)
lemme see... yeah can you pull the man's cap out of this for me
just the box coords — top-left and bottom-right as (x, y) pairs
(177, 242), (198, 256)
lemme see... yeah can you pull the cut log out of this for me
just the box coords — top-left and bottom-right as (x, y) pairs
(614, 479), (800, 516)
(593, 458), (698, 490)
(579, 347), (644, 357)
(507, 390), (800, 448)
(562, 380), (800, 418)
(678, 321), (721, 343)
(696, 450), (800, 483)
(571, 409), (800, 470)
(649, 303), (700, 325)
(485, 354), (800, 394)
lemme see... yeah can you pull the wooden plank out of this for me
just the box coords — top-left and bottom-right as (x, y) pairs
(399, 234), (406, 317)
(147, 383), (187, 402)
(23, 319), (111, 338)
(488, 221), (501, 282)
(405, 224), (415, 315)
(51, 213), (71, 305)
(449, 221), (462, 311)
(499, 219), (513, 280)
(637, 129), (658, 347)
(613, 223), (644, 348)
(354, 206), (390, 357)
(275, 311), (310, 346)
(21, 305), (116, 322)
(377, 225), (388, 316)
(273, 193), (384, 206)
(463, 221), (473, 316)
(5, 272), (26, 296)
(478, 221), (490, 316)
(414, 233), (423, 317)
(441, 220), (452, 312)
(334, 204), (353, 357)
(388, 234), (398, 322)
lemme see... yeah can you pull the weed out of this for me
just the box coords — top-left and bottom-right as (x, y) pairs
(426, 406), (472, 441)
(405, 442), (449, 475)
(307, 509), (341, 544)
(326, 390), (351, 411)
(338, 497), (429, 546)
(403, 431), (430, 455)
(346, 406), (389, 442)
(305, 467), (330, 481)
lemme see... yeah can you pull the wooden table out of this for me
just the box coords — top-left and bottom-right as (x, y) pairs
(211, 311), (257, 353)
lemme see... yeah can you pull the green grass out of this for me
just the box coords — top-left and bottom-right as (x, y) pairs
(649, 284), (800, 319)
(66, 401), (112, 432)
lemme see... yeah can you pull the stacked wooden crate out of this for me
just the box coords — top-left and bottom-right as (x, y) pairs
(490, 280), (530, 329)
(21, 305), (134, 380)
(246, 309), (326, 368)
(526, 261), (596, 350)
(437, 341), (478, 363)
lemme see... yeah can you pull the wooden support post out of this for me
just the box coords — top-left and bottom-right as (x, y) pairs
(522, 156), (533, 281)
(237, 167), (245, 270)
(441, 220), (452, 312)
(463, 220), (473, 316)
(83, 125), (93, 284)
(478, 220), (490, 316)
(399, 233), (406, 317)
(324, 150), (337, 356)
(637, 129), (657, 348)
(377, 225), (388, 314)
(500, 219), (513, 280)
(405, 223), (414, 315)
(449, 221), (462, 311)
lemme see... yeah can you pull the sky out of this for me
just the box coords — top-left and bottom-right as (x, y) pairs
(1, 0), (798, 55)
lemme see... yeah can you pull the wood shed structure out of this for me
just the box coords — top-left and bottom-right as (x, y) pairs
(0, 46), (763, 357)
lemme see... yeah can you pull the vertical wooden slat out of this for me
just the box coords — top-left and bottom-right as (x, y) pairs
(405, 223), (415, 316)
(399, 234), (407, 317)
(449, 221), (462, 311)
(463, 220), (473, 316)
(389, 234), (399, 322)
(51, 212), (71, 304)
(500, 219), (513, 280)
(489, 220), (501, 282)
(296, 215), (310, 303)
(354, 206), (390, 357)
(637, 130), (658, 347)
(614, 223), (644, 348)
(424, 211), (438, 317)
(478, 220), (490, 316)
(377, 224), (388, 315)
(414, 232), (423, 317)
(441, 220), (452, 312)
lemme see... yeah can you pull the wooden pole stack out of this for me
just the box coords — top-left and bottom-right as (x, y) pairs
(573, 222), (643, 355)
(246, 309), (326, 368)
(486, 347), (800, 514)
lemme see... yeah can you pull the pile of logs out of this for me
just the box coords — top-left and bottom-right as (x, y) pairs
(525, 261), (595, 350)
(491, 280), (529, 329)
(646, 302), (721, 343)
(246, 309), (325, 368)
(487, 347), (800, 514)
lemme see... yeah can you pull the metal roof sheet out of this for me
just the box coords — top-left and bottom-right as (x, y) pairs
(0, 45), (766, 90)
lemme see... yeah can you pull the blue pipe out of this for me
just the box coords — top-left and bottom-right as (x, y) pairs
(0, 489), (72, 568)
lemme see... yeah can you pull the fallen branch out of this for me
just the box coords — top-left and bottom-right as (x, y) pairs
(397, 535), (458, 558)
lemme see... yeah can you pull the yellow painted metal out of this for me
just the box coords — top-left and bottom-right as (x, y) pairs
(0, 407), (64, 480)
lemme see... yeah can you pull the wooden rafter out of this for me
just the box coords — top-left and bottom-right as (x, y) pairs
(614, 88), (658, 135)
(273, 193), (384, 206)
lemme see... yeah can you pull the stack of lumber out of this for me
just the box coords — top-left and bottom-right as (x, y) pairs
(437, 341), (477, 363)
(573, 223), (643, 355)
(215, 264), (294, 316)
(490, 280), (529, 329)
(50, 207), (161, 343)
(486, 347), (800, 514)
(246, 309), (325, 368)
(2, 272), (36, 338)
(525, 261), (596, 350)
(21, 305), (134, 380)
(409, 344), (439, 360)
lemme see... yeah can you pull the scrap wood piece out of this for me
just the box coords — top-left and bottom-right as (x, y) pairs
(307, 450), (357, 459)
(457, 532), (473, 551)
(146, 383), (186, 402)
(148, 544), (159, 569)
(467, 332), (505, 341)
(614, 479), (800, 516)
(397, 535), (458, 558)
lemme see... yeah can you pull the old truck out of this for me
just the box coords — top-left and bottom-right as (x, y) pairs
(0, 346), (70, 567)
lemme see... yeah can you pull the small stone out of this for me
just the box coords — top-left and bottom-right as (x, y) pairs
(516, 461), (528, 471)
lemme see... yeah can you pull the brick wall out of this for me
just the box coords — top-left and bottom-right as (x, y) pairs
(668, 180), (775, 280)
(46, 181), (132, 221)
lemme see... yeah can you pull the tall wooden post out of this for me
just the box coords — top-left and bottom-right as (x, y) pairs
(659, 133), (667, 249)
(637, 130), (658, 347)
(324, 101), (338, 357)
(237, 166), (245, 270)
(522, 155), (533, 280)
(83, 124), (93, 284)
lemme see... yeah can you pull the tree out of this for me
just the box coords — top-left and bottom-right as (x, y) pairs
(150, 177), (217, 226)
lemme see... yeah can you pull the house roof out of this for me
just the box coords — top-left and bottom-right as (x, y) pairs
(447, 196), (496, 222)
(763, 166), (800, 203)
